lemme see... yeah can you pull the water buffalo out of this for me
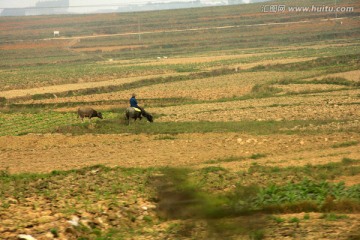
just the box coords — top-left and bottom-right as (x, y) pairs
(77, 107), (103, 122)
(125, 107), (153, 125)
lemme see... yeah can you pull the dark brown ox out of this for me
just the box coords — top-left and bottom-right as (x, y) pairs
(77, 107), (103, 122)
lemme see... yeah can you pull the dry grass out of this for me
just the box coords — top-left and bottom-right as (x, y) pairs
(274, 83), (346, 93)
(312, 70), (360, 82)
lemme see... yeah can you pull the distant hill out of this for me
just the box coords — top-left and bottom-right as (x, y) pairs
(1, 0), (273, 16)
(115, 0), (273, 14)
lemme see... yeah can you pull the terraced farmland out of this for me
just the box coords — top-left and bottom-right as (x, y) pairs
(0, 0), (359, 239)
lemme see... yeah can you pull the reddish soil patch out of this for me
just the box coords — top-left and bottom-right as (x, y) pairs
(0, 40), (70, 50)
(72, 45), (148, 52)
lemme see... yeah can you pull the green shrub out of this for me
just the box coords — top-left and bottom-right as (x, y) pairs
(332, 141), (358, 148)
(251, 84), (282, 97)
(320, 213), (349, 221)
(0, 97), (6, 105)
(250, 153), (267, 160)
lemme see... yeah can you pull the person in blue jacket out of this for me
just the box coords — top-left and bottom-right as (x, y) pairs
(130, 93), (143, 113)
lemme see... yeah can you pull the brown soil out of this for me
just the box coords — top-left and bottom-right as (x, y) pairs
(1, 130), (359, 239)
(1, 132), (359, 175)
(0, 40), (71, 50)
(150, 91), (360, 122)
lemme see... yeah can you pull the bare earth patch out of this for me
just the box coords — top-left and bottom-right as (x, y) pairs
(152, 91), (360, 122)
(1, 132), (359, 175)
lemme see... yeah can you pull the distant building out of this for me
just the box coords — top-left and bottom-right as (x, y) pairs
(1, 0), (69, 16)
(118, 1), (204, 13)
(228, 0), (271, 4)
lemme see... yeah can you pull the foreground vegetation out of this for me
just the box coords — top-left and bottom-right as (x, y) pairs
(1, 159), (359, 239)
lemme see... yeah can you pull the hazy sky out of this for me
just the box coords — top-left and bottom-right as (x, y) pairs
(0, 0), (204, 9)
(0, 0), (231, 14)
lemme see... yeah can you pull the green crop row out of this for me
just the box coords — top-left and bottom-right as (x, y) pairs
(1, 160), (359, 239)
(254, 179), (360, 207)
(2, 109), (354, 136)
(0, 111), (118, 136)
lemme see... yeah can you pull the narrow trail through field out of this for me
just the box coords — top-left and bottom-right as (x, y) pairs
(48, 17), (349, 41)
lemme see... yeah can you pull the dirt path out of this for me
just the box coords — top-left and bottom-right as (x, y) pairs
(42, 17), (351, 42)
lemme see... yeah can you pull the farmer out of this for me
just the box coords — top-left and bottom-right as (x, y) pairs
(129, 93), (143, 113)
